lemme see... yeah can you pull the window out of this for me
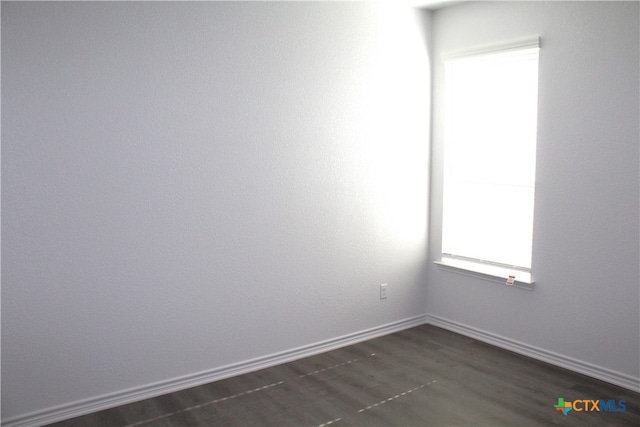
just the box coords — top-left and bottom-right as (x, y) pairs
(438, 38), (540, 284)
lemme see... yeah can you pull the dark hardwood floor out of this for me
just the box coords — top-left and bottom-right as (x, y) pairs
(48, 325), (640, 426)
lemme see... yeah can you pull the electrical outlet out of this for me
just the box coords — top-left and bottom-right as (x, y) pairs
(380, 283), (388, 299)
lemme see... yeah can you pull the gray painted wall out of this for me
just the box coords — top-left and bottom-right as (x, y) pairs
(1, 2), (431, 421)
(427, 1), (639, 382)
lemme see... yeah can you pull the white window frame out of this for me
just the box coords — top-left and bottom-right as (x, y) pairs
(436, 37), (540, 288)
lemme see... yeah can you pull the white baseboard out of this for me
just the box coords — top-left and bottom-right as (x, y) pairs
(425, 314), (640, 393)
(2, 315), (428, 427)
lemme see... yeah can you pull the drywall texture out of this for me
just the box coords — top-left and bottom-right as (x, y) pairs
(428, 1), (639, 383)
(1, 2), (430, 422)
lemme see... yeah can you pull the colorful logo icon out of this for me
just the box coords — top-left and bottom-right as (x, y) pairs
(554, 398), (626, 415)
(554, 398), (572, 415)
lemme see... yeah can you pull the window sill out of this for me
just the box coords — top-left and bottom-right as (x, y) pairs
(434, 258), (535, 291)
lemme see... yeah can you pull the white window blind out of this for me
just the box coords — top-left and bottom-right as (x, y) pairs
(440, 38), (540, 284)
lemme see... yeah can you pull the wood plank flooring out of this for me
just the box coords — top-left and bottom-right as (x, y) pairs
(48, 325), (640, 426)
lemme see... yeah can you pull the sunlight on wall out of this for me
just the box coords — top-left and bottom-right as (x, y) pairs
(364, 5), (431, 247)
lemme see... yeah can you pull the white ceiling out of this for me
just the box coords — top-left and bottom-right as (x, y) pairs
(217, 0), (464, 10)
(405, 0), (464, 8)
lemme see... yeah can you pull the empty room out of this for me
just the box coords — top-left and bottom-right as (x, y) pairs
(2, 0), (639, 426)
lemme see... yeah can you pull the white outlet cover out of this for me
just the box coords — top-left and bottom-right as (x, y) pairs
(380, 284), (388, 299)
